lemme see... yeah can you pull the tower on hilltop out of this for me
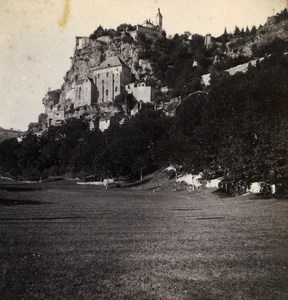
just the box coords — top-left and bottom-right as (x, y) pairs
(155, 8), (163, 36)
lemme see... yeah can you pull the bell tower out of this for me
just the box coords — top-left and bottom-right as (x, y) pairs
(155, 8), (163, 37)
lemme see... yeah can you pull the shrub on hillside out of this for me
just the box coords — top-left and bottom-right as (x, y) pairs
(252, 38), (288, 57)
(22, 167), (41, 182)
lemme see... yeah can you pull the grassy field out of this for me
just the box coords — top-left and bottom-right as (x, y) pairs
(0, 180), (287, 299)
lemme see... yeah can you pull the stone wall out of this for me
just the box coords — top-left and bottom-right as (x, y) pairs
(125, 83), (152, 103)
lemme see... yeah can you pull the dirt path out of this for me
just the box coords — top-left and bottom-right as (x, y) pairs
(0, 182), (288, 299)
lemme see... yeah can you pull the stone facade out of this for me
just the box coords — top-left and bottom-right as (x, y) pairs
(75, 36), (90, 50)
(38, 10), (164, 131)
(74, 78), (97, 108)
(92, 56), (132, 103)
(204, 34), (212, 49)
(42, 89), (64, 127)
(125, 82), (154, 103)
(137, 8), (163, 40)
(47, 107), (65, 127)
(204, 34), (223, 49)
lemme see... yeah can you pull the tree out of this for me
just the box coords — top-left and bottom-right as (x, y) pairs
(245, 26), (250, 36)
(234, 26), (240, 37)
(250, 25), (257, 36)
(89, 25), (106, 40)
(0, 138), (20, 175)
(221, 27), (229, 43)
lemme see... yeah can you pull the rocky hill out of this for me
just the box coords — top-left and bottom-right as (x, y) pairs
(30, 8), (288, 134)
(225, 9), (288, 57)
(62, 38), (141, 97)
(2, 9), (288, 194)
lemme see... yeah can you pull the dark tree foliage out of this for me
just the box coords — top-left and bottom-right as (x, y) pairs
(90, 24), (136, 41)
(157, 54), (288, 193)
(275, 8), (288, 23)
(0, 138), (20, 175)
(0, 113), (172, 181)
(1, 34), (288, 194)
(89, 25), (107, 40)
(140, 34), (209, 97)
(214, 55), (251, 72)
(116, 23), (136, 33)
(252, 38), (288, 57)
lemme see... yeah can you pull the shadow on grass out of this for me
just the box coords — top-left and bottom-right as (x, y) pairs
(212, 189), (235, 198)
(116, 177), (152, 188)
(0, 186), (42, 192)
(0, 198), (51, 206)
(213, 189), (288, 200)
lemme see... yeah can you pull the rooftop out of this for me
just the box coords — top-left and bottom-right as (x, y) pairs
(93, 56), (129, 71)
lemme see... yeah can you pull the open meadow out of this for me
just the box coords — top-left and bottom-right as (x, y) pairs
(0, 180), (288, 299)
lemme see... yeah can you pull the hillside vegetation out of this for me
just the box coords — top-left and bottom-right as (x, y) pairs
(1, 10), (288, 194)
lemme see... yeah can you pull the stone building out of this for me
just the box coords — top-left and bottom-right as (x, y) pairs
(47, 107), (65, 127)
(125, 82), (155, 103)
(74, 78), (98, 108)
(204, 34), (224, 49)
(136, 8), (163, 40)
(75, 36), (90, 50)
(42, 89), (65, 127)
(91, 56), (132, 103)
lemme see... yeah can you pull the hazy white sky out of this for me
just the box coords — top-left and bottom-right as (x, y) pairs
(0, 0), (286, 130)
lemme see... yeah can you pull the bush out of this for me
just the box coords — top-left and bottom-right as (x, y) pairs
(45, 166), (64, 177)
(252, 38), (288, 57)
(260, 182), (273, 195)
(22, 167), (41, 181)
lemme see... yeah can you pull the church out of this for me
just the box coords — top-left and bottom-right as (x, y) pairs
(136, 8), (163, 40)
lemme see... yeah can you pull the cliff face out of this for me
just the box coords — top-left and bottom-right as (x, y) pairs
(254, 15), (288, 45)
(38, 32), (158, 130)
(226, 13), (288, 57)
(61, 38), (142, 98)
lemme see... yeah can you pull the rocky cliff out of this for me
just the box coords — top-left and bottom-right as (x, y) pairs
(226, 10), (288, 57)
(61, 36), (148, 101)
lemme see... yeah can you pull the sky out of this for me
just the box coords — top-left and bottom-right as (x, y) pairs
(0, 0), (286, 131)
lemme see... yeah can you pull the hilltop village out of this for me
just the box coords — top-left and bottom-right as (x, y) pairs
(32, 8), (224, 134)
(32, 9), (164, 133)
(2, 7), (288, 194)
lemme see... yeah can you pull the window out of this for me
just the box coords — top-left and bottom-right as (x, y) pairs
(106, 72), (109, 77)
(102, 80), (104, 84)
(106, 89), (108, 96)
(115, 87), (118, 92)
(98, 74), (100, 79)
